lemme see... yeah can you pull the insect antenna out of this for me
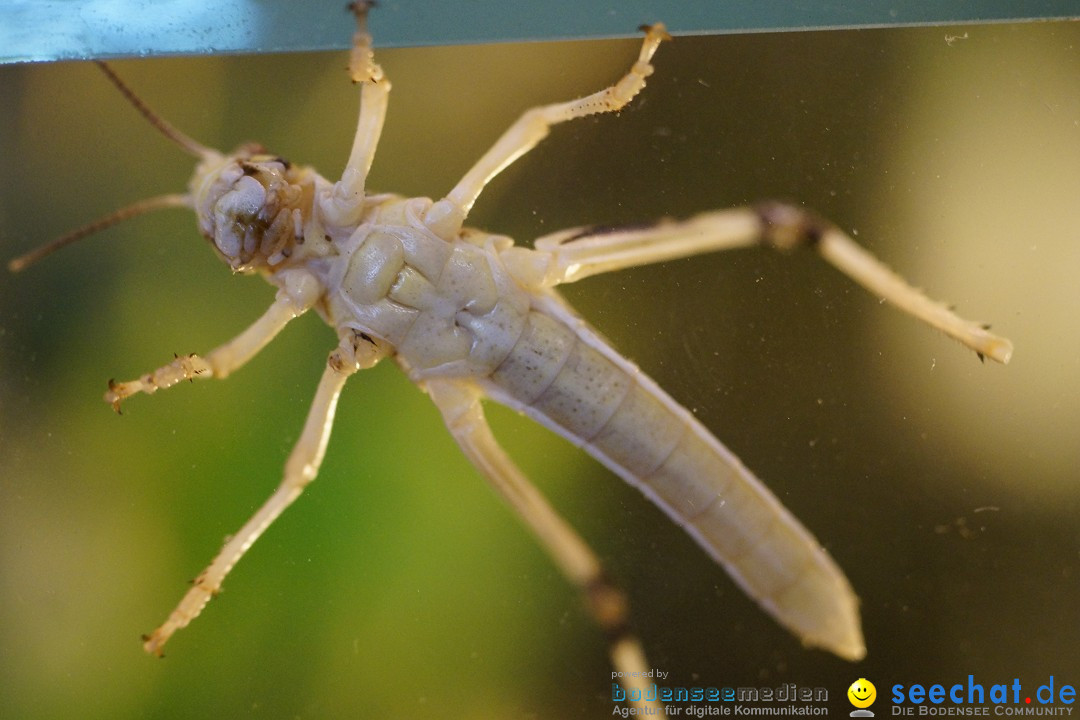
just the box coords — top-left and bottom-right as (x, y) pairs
(94, 61), (211, 159)
(9, 62), (215, 272)
(8, 194), (192, 272)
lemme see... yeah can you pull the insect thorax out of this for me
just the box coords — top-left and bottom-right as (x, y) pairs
(189, 143), (538, 379)
(321, 196), (532, 379)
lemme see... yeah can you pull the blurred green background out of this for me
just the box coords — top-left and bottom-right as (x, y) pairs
(2, 20), (1079, 719)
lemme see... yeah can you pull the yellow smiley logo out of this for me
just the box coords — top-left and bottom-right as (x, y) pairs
(848, 678), (877, 709)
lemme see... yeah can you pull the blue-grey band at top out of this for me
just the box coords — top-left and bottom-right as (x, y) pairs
(2, 0), (1078, 64)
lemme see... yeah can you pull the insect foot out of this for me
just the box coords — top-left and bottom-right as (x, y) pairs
(346, 0), (384, 85)
(141, 572), (219, 658)
(753, 201), (1013, 364)
(104, 353), (210, 413)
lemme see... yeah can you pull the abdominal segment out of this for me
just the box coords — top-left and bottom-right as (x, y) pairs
(483, 306), (864, 660)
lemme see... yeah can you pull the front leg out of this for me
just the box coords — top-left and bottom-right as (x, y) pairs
(105, 269), (322, 411)
(142, 329), (388, 656)
(319, 1), (391, 228)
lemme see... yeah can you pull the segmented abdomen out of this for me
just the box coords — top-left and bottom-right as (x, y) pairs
(481, 304), (864, 660)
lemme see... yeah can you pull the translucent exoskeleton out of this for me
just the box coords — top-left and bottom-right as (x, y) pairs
(8, 4), (1013, 712)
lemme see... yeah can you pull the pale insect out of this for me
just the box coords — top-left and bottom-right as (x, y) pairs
(9, 4), (1012, 708)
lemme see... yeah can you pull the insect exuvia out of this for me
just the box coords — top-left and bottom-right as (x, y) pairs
(9, 3), (1013, 709)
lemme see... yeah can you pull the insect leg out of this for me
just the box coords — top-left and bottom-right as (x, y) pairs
(422, 24), (671, 239)
(104, 269), (322, 411)
(527, 205), (1012, 364)
(424, 379), (662, 712)
(321, 1), (391, 227)
(142, 331), (386, 656)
